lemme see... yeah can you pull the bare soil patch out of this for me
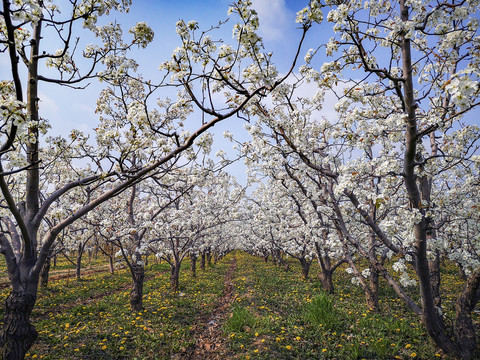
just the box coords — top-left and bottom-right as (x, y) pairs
(174, 256), (237, 360)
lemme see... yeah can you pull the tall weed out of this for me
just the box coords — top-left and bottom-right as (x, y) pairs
(224, 305), (256, 333)
(303, 292), (340, 331)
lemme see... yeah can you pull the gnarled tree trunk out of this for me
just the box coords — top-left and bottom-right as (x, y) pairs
(454, 269), (480, 360)
(315, 241), (341, 295)
(0, 290), (38, 360)
(319, 270), (334, 294)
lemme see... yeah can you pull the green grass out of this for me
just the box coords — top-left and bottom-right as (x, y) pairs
(0, 252), (475, 359)
(0, 257), (228, 359)
(221, 253), (469, 359)
(224, 305), (256, 333)
(302, 292), (341, 331)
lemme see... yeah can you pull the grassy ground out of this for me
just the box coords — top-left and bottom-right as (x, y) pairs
(0, 252), (475, 359)
(224, 254), (444, 360)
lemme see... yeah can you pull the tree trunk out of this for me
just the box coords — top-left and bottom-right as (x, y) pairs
(458, 265), (468, 281)
(200, 252), (206, 271)
(40, 256), (51, 288)
(368, 265), (380, 312)
(206, 251), (212, 267)
(170, 261), (181, 291)
(76, 244), (83, 280)
(108, 255), (115, 274)
(454, 269), (480, 360)
(190, 253), (197, 278)
(319, 270), (334, 294)
(130, 264), (144, 312)
(364, 273), (379, 312)
(299, 257), (311, 280)
(0, 291), (38, 360)
(276, 252), (290, 271)
(399, 0), (459, 355)
(315, 242), (334, 294)
(429, 251), (442, 309)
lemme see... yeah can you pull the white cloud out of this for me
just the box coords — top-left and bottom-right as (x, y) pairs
(252, 0), (291, 42)
(37, 88), (98, 137)
(38, 92), (60, 119)
(73, 102), (95, 118)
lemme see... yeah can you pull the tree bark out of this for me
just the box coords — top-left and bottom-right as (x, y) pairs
(429, 251), (442, 309)
(368, 265), (380, 312)
(0, 291), (38, 360)
(108, 255), (115, 274)
(170, 260), (181, 291)
(319, 270), (334, 294)
(299, 257), (311, 281)
(399, 0), (459, 355)
(190, 253), (197, 278)
(453, 269), (480, 360)
(274, 250), (290, 271)
(130, 264), (144, 311)
(76, 243), (83, 280)
(200, 252), (206, 271)
(206, 251), (212, 267)
(315, 242), (336, 294)
(40, 255), (51, 288)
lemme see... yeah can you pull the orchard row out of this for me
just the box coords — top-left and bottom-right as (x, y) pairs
(1, 0), (479, 359)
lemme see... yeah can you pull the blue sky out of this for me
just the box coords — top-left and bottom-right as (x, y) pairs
(119, 0), (316, 184)
(4, 1), (476, 186)
(4, 0), (316, 185)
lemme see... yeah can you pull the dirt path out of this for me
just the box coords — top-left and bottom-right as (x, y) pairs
(175, 256), (237, 360)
